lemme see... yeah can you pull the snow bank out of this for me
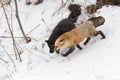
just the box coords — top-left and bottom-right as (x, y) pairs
(0, 0), (120, 80)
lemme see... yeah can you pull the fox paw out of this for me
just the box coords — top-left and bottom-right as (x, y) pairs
(101, 36), (106, 39)
(61, 54), (68, 57)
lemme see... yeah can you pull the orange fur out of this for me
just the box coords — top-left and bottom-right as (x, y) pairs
(54, 21), (98, 51)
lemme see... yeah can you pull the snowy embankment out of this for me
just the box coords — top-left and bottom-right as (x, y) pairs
(0, 0), (120, 80)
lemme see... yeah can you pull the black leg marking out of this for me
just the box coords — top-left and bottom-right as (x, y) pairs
(84, 37), (91, 45)
(61, 46), (75, 57)
(56, 49), (60, 54)
(76, 44), (82, 50)
(96, 31), (106, 39)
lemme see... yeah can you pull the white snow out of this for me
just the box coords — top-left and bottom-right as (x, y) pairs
(0, 0), (120, 80)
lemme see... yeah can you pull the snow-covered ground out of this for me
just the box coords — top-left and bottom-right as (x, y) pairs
(0, 0), (120, 80)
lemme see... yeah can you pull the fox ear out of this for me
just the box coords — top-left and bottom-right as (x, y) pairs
(45, 40), (48, 43)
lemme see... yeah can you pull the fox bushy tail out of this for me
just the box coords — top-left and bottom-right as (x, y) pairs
(88, 16), (105, 28)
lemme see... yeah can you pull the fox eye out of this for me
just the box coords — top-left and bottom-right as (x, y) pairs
(60, 39), (64, 44)
(60, 39), (64, 42)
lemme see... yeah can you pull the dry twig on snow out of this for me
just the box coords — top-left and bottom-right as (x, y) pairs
(1, 0), (22, 62)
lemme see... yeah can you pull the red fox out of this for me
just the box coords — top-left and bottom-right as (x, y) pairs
(54, 16), (105, 57)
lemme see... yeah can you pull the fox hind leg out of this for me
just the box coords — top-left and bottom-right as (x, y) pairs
(95, 30), (106, 39)
(61, 46), (75, 57)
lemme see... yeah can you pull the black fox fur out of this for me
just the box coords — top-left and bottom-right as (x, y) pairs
(45, 4), (82, 53)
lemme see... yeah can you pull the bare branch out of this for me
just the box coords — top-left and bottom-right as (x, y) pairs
(0, 36), (38, 42)
(26, 24), (40, 36)
(1, 1), (22, 62)
(14, 0), (31, 43)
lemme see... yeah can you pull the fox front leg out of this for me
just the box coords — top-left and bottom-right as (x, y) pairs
(56, 49), (60, 54)
(76, 44), (82, 50)
(84, 37), (91, 45)
(61, 46), (75, 57)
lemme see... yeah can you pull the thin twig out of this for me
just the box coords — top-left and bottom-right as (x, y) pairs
(52, 0), (68, 16)
(61, 0), (63, 4)
(14, 0), (31, 43)
(41, 18), (51, 32)
(0, 36), (25, 38)
(10, 4), (13, 32)
(0, 42), (16, 71)
(0, 58), (8, 63)
(26, 24), (40, 36)
(1, 1), (18, 60)
(0, 36), (38, 42)
(1, 1), (22, 62)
